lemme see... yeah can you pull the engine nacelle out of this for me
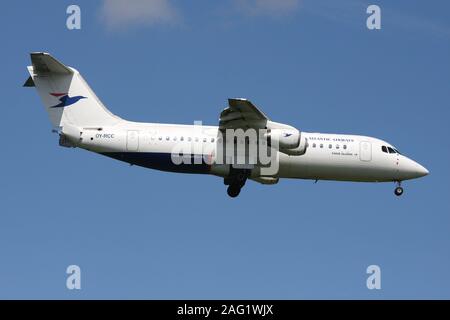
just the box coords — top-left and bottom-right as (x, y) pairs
(266, 129), (307, 156)
(251, 176), (279, 185)
(266, 128), (299, 149)
(281, 134), (307, 155)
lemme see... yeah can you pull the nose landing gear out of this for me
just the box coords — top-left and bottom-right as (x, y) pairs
(394, 182), (404, 196)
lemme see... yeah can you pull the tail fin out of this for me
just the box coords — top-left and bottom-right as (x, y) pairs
(25, 52), (122, 128)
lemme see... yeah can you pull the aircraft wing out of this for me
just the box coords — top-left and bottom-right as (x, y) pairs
(219, 98), (269, 130)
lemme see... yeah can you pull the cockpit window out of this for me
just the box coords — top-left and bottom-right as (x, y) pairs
(382, 145), (400, 154)
(387, 147), (396, 154)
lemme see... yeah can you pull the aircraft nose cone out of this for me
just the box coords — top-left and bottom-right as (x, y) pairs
(402, 158), (429, 179)
(417, 163), (429, 177)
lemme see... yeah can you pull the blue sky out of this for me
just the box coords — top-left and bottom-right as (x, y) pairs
(0, 0), (449, 299)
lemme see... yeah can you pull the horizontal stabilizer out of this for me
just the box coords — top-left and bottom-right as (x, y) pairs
(30, 52), (73, 74)
(23, 76), (35, 87)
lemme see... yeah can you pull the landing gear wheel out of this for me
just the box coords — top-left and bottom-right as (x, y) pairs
(227, 185), (241, 198)
(394, 186), (404, 196)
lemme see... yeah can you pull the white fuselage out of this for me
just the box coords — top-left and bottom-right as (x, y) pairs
(73, 121), (428, 183)
(25, 53), (429, 197)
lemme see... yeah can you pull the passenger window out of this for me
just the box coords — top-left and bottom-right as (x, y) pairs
(203, 137), (207, 143)
(195, 137), (199, 142)
(166, 136), (170, 141)
(336, 145), (339, 149)
(188, 137), (192, 142)
(343, 145), (347, 150)
(173, 137), (177, 141)
(312, 143), (316, 148)
(158, 136), (162, 141)
(329, 144), (332, 149)
(211, 138), (215, 143)
(320, 144), (323, 148)
(382, 146), (388, 153)
(180, 136), (184, 141)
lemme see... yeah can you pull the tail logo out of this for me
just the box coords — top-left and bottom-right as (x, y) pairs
(49, 92), (86, 108)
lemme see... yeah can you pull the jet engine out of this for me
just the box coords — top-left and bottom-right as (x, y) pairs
(251, 176), (279, 184)
(265, 128), (307, 156)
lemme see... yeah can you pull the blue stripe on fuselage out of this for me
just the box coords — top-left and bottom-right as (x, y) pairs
(99, 152), (211, 174)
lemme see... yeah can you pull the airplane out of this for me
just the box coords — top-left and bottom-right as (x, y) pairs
(24, 52), (429, 198)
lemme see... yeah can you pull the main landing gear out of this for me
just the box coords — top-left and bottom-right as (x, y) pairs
(224, 169), (250, 198)
(394, 182), (404, 197)
(227, 185), (241, 198)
